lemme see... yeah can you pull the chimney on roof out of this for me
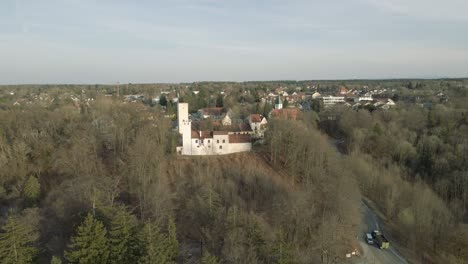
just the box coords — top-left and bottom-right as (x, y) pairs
(199, 130), (202, 139)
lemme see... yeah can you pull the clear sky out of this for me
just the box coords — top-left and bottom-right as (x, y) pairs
(1, 0), (468, 84)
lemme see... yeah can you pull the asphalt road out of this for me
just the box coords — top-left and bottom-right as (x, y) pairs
(328, 139), (408, 264)
(354, 202), (408, 264)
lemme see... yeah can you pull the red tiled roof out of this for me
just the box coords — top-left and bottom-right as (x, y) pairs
(271, 109), (298, 120)
(213, 131), (229, 135)
(224, 122), (252, 132)
(191, 130), (213, 139)
(229, 134), (251, 143)
(250, 114), (262, 123)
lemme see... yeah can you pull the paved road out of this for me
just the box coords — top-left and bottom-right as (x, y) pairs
(328, 138), (408, 263)
(355, 202), (408, 264)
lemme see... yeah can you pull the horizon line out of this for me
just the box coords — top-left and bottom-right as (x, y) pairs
(1, 76), (468, 86)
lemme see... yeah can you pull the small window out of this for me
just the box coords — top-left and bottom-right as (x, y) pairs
(195, 140), (198, 143)
(217, 140), (219, 143)
(219, 146), (222, 149)
(208, 140), (210, 143)
(223, 139), (226, 143)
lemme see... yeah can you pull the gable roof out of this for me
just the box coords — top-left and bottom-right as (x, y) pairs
(271, 108), (298, 120)
(250, 114), (262, 123)
(191, 130), (213, 139)
(213, 131), (229, 135)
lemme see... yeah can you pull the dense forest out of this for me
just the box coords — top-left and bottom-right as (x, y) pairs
(0, 79), (467, 263)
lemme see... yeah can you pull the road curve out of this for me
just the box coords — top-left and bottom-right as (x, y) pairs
(327, 138), (408, 264)
(354, 202), (408, 264)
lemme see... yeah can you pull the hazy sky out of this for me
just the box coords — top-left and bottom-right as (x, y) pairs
(1, 0), (468, 84)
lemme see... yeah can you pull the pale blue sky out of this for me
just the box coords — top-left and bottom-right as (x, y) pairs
(1, 0), (468, 84)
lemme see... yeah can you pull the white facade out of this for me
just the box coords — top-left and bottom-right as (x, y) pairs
(358, 96), (373, 102)
(178, 103), (192, 155)
(189, 134), (228, 155)
(248, 115), (268, 138)
(275, 96), (283, 110)
(322, 96), (345, 105)
(184, 133), (251, 155)
(222, 111), (232, 126)
(177, 103), (251, 155)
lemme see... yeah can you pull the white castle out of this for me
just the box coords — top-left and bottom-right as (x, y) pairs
(176, 103), (252, 155)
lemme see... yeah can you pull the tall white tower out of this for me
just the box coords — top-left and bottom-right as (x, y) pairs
(177, 103), (192, 155)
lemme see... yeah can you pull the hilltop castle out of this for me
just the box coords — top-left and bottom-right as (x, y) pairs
(176, 103), (252, 155)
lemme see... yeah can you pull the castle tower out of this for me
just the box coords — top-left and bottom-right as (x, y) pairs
(177, 103), (192, 155)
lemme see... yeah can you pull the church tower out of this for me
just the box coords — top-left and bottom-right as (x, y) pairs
(275, 95), (283, 110)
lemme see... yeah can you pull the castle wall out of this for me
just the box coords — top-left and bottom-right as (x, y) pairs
(228, 143), (252, 153)
(177, 103), (251, 156)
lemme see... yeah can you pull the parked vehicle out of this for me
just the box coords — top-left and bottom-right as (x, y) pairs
(365, 233), (374, 245)
(371, 230), (389, 249)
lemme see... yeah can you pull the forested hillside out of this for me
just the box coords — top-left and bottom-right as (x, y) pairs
(0, 80), (467, 263)
(319, 84), (468, 263)
(0, 95), (361, 263)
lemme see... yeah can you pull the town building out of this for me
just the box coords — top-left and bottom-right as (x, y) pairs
(322, 95), (345, 105)
(268, 95), (299, 120)
(221, 110), (233, 126)
(275, 95), (283, 110)
(248, 114), (268, 138)
(198, 107), (224, 120)
(270, 108), (299, 120)
(339, 86), (349, 95)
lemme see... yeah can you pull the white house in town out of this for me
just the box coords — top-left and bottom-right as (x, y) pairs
(221, 110), (233, 126)
(176, 103), (252, 155)
(322, 95), (345, 105)
(248, 114), (268, 138)
(357, 95), (373, 102)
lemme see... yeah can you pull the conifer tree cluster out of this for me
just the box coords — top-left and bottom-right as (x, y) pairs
(0, 213), (39, 264)
(63, 208), (179, 264)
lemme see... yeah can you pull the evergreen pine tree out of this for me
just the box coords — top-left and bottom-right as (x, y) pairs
(201, 251), (219, 264)
(215, 94), (224, 107)
(246, 221), (267, 261)
(167, 217), (179, 260)
(271, 229), (293, 264)
(23, 175), (40, 206)
(50, 256), (62, 264)
(65, 213), (109, 264)
(0, 214), (39, 264)
(138, 221), (174, 264)
(159, 95), (168, 107)
(108, 207), (139, 264)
